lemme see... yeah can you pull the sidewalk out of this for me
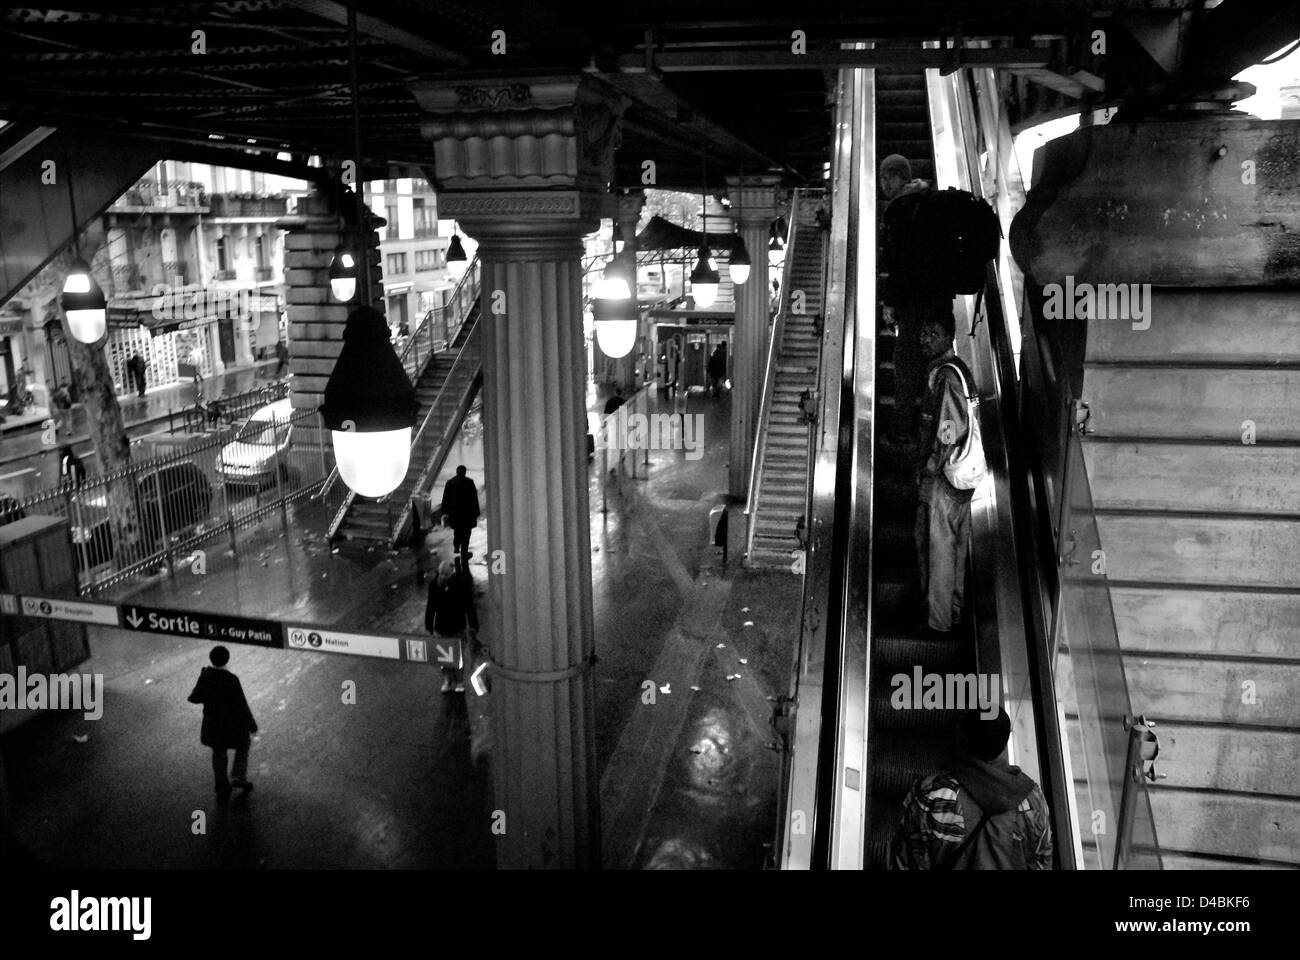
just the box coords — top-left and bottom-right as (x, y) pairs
(0, 361), (280, 477)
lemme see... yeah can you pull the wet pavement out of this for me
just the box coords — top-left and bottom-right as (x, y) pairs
(3, 379), (802, 869)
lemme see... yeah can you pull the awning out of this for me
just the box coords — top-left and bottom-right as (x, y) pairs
(108, 289), (279, 336)
(633, 215), (745, 255)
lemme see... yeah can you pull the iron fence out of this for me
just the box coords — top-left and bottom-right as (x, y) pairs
(8, 405), (334, 595)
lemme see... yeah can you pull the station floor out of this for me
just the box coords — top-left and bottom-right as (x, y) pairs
(3, 381), (801, 869)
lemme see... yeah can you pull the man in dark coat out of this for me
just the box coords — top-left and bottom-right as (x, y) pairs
(426, 558), (480, 694)
(440, 465), (480, 565)
(187, 645), (258, 797)
(707, 342), (728, 397)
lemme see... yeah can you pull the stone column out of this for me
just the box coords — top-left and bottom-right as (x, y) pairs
(275, 188), (384, 455)
(412, 74), (628, 869)
(724, 175), (782, 500)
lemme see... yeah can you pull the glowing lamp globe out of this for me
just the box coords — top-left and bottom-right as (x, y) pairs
(690, 245), (720, 308)
(61, 259), (107, 343)
(593, 256), (637, 358)
(321, 306), (420, 499)
(328, 246), (358, 302)
(332, 427), (412, 498)
(729, 240), (752, 285)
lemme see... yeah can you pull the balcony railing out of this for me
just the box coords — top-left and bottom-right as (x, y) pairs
(207, 195), (290, 219)
(112, 180), (207, 211)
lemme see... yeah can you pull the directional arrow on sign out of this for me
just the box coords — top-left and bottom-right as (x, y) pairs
(435, 644), (455, 664)
(126, 608), (143, 628)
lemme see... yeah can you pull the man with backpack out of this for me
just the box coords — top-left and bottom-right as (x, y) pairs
(890, 708), (1053, 870)
(880, 155), (944, 445)
(879, 154), (1001, 446)
(916, 311), (984, 635)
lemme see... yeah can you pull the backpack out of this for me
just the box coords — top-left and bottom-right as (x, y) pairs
(931, 361), (987, 491)
(886, 188), (1002, 296)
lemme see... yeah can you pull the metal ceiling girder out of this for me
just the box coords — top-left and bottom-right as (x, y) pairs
(280, 0), (473, 68)
(617, 46), (1051, 72)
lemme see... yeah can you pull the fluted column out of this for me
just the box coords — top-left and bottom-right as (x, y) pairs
(725, 175), (782, 500)
(412, 74), (627, 869)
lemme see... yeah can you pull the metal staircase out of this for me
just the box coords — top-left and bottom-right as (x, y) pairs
(746, 189), (826, 569)
(327, 259), (483, 549)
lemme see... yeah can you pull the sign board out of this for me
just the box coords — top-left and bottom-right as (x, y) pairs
(19, 594), (119, 626)
(120, 604), (283, 647)
(0, 593), (453, 667)
(285, 625), (400, 660)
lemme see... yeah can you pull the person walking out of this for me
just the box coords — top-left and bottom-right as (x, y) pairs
(58, 444), (86, 487)
(426, 558), (479, 694)
(915, 311), (976, 635)
(890, 708), (1053, 869)
(128, 352), (148, 397)
(439, 464), (481, 566)
(707, 342), (728, 397)
(273, 339), (289, 379)
(187, 646), (258, 799)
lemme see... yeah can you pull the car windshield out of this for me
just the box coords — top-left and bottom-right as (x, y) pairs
(235, 419), (276, 444)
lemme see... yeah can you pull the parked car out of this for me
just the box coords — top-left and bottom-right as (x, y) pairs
(215, 398), (295, 490)
(69, 460), (213, 571)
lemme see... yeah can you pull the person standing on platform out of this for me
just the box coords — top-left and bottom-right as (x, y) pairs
(890, 708), (1053, 870)
(187, 646), (258, 799)
(439, 464), (480, 566)
(915, 311), (975, 635)
(426, 558), (479, 694)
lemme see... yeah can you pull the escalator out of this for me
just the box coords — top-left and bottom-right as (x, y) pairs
(777, 54), (1137, 870)
(862, 69), (978, 868)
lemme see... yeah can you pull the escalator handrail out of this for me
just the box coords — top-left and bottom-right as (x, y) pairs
(743, 192), (802, 559)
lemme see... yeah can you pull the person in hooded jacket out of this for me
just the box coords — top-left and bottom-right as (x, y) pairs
(426, 558), (479, 694)
(889, 707), (1053, 869)
(187, 645), (258, 798)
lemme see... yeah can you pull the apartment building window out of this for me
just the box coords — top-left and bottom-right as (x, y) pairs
(412, 198), (437, 238)
(385, 203), (399, 240)
(414, 249), (441, 272)
(387, 252), (408, 275)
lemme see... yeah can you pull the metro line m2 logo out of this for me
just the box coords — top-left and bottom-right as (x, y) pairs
(1041, 275), (1152, 330)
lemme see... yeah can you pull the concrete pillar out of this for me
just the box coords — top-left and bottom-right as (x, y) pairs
(275, 189), (384, 454)
(412, 74), (628, 869)
(724, 175), (782, 501)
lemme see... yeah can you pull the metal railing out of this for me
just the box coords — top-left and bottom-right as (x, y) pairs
(743, 189), (804, 561)
(10, 405), (331, 595)
(386, 314), (483, 546)
(321, 256), (481, 540)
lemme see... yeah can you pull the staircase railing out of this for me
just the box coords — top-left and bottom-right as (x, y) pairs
(385, 310), (484, 547)
(321, 256), (481, 541)
(743, 189), (804, 561)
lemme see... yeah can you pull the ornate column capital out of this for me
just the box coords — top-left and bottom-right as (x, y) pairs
(614, 188), (645, 228)
(725, 174), (784, 228)
(410, 73), (630, 232)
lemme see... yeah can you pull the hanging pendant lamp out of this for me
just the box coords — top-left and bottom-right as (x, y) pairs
(594, 251), (637, 358)
(328, 244), (358, 302)
(691, 153), (720, 308)
(59, 154), (107, 344)
(446, 231), (468, 280)
(323, 0), (418, 499)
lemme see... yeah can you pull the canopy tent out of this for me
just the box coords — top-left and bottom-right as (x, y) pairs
(633, 215), (746, 256)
